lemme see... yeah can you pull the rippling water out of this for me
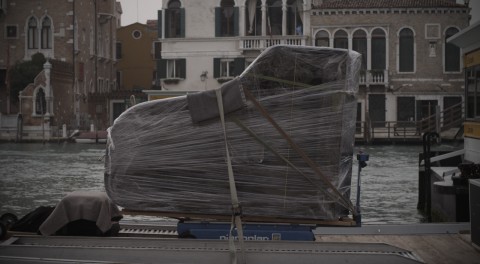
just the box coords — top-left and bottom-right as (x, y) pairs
(0, 142), (463, 224)
(0, 143), (105, 216)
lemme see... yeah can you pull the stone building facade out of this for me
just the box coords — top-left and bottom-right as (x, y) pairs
(155, 0), (311, 93)
(310, 0), (470, 136)
(0, 0), (121, 140)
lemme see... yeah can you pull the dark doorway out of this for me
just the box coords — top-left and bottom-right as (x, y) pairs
(112, 102), (126, 122)
(369, 94), (385, 127)
(397, 97), (415, 122)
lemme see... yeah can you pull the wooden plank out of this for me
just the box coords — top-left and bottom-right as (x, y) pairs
(315, 234), (480, 264)
(121, 209), (356, 226)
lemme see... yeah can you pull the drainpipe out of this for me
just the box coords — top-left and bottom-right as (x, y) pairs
(73, 0), (77, 128)
(95, 0), (98, 128)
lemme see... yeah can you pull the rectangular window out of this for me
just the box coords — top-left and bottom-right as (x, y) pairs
(41, 26), (52, 49)
(215, 6), (238, 37)
(158, 59), (186, 79)
(352, 38), (367, 70)
(397, 97), (415, 122)
(165, 8), (185, 38)
(6, 25), (17, 38)
(371, 38), (386, 70)
(445, 42), (460, 72)
(154, 42), (161, 59)
(220, 59), (235, 77)
(399, 36), (414, 72)
(112, 102), (126, 121)
(334, 38), (348, 49)
(167, 60), (180, 78)
(214, 58), (245, 78)
(116, 42), (122, 59)
(28, 28), (37, 49)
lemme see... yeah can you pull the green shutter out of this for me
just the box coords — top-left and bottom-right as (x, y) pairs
(215, 7), (221, 37)
(234, 7), (239, 36)
(179, 59), (186, 79)
(180, 8), (185, 38)
(158, 10), (162, 38)
(157, 59), (167, 79)
(213, 58), (220, 78)
(165, 9), (170, 38)
(234, 58), (245, 76)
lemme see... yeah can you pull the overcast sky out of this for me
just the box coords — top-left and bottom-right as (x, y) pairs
(118, 0), (162, 26)
(118, 0), (479, 27)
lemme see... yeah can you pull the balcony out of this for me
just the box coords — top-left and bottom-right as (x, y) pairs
(239, 35), (307, 50)
(359, 70), (389, 86)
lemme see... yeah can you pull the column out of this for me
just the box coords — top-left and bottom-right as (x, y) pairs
(239, 4), (246, 36)
(282, 1), (287, 36)
(348, 33), (352, 51)
(302, 2), (309, 39)
(43, 60), (52, 116)
(262, 1), (267, 36)
(367, 35), (372, 71)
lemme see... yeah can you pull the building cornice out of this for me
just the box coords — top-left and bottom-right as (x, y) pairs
(312, 7), (468, 16)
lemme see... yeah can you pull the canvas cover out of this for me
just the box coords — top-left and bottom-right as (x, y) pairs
(105, 45), (361, 223)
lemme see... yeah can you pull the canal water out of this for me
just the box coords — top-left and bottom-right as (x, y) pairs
(0, 142), (463, 224)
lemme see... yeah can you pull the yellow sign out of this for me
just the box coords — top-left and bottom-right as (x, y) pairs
(149, 95), (175, 101)
(464, 49), (480, 68)
(465, 122), (480, 139)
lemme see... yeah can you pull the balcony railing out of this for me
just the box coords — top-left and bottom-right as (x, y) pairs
(240, 36), (307, 50)
(359, 70), (389, 86)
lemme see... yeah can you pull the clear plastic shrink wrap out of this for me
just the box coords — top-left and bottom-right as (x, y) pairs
(105, 46), (361, 223)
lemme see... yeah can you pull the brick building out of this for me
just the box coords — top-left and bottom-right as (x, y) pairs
(0, 0), (121, 140)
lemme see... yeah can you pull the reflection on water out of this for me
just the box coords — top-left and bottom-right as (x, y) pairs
(0, 142), (463, 224)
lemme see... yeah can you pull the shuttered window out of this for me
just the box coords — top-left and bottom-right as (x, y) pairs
(162, 0), (185, 38)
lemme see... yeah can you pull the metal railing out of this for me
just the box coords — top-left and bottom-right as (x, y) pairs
(355, 102), (464, 143)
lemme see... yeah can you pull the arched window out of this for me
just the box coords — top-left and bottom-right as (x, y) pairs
(399, 28), (414, 72)
(287, 0), (303, 36)
(165, 0), (182, 38)
(267, 0), (282, 35)
(28, 17), (38, 49)
(371, 28), (386, 70)
(35, 88), (46, 115)
(445, 27), (460, 72)
(333, 30), (348, 49)
(245, 0), (262, 36)
(315, 30), (329, 47)
(216, 0), (237, 37)
(41, 17), (52, 49)
(352, 30), (367, 70)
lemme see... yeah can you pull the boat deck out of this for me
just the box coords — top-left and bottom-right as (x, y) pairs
(1, 222), (479, 263)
